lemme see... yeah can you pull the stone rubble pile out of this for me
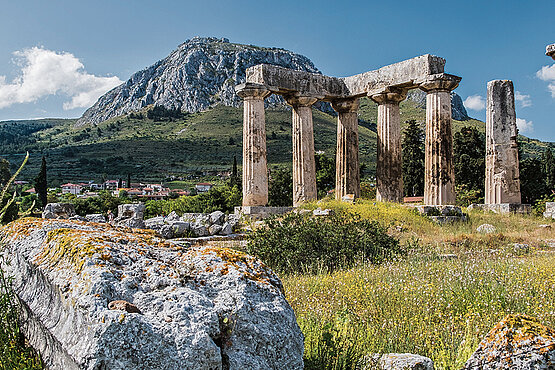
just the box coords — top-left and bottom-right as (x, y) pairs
(144, 210), (240, 239)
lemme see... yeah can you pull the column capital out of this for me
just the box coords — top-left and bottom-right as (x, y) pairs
(369, 87), (408, 105)
(418, 73), (461, 93)
(235, 83), (271, 99)
(331, 98), (359, 113)
(284, 95), (318, 107)
(547, 44), (555, 60)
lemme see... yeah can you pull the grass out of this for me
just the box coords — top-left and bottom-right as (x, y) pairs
(281, 200), (555, 369)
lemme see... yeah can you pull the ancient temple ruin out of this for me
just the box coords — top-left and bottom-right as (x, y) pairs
(235, 55), (461, 207)
(547, 43), (555, 60)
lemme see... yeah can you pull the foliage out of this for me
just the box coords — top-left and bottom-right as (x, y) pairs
(454, 126), (485, 195)
(268, 167), (292, 207)
(146, 105), (185, 121)
(532, 193), (555, 216)
(402, 120), (424, 197)
(246, 211), (403, 274)
(1, 154), (32, 225)
(34, 157), (47, 209)
(542, 148), (555, 191)
(0, 258), (43, 369)
(0, 159), (9, 187)
(360, 182), (376, 200)
(144, 183), (241, 217)
(520, 157), (549, 204)
(455, 184), (483, 207)
(69, 191), (130, 216)
(315, 153), (335, 198)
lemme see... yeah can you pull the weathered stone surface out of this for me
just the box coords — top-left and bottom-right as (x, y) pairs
(219, 222), (233, 235)
(209, 211), (226, 225)
(468, 203), (531, 214)
(332, 98), (360, 201)
(312, 208), (333, 216)
(85, 214), (106, 223)
(485, 80), (522, 205)
(165, 211), (180, 222)
(0, 218), (303, 370)
(287, 96), (318, 206)
(358, 353), (434, 370)
(208, 224), (223, 236)
(477, 224), (497, 234)
(42, 203), (76, 219)
(236, 83), (271, 207)
(117, 203), (145, 220)
(547, 44), (555, 60)
(544, 202), (555, 219)
(420, 74), (460, 205)
(371, 89), (407, 203)
(463, 314), (555, 369)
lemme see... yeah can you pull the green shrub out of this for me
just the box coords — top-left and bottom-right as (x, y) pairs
(246, 211), (404, 274)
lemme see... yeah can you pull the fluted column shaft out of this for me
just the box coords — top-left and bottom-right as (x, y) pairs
(236, 84), (271, 206)
(420, 75), (461, 205)
(370, 90), (407, 203)
(287, 96), (318, 206)
(332, 98), (360, 201)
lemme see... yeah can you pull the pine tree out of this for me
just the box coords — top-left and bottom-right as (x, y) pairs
(542, 148), (555, 190)
(402, 120), (424, 197)
(35, 156), (48, 208)
(453, 126), (485, 193)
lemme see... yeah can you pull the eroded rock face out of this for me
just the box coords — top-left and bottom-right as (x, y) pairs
(0, 218), (303, 370)
(463, 314), (555, 369)
(42, 203), (76, 219)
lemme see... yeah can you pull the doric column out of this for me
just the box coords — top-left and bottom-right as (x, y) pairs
(485, 80), (521, 204)
(286, 96), (319, 207)
(235, 83), (271, 207)
(370, 88), (407, 203)
(419, 74), (461, 205)
(331, 98), (360, 201)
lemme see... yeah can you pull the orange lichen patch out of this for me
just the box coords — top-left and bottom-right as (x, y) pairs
(187, 247), (277, 288)
(0, 217), (49, 240)
(485, 314), (555, 346)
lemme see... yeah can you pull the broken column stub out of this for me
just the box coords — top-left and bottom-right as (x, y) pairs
(547, 44), (555, 60)
(236, 83), (271, 207)
(485, 80), (522, 205)
(332, 98), (361, 201)
(370, 88), (408, 203)
(419, 73), (461, 205)
(285, 95), (319, 206)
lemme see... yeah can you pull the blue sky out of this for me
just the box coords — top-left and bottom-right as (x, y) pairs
(0, 0), (554, 140)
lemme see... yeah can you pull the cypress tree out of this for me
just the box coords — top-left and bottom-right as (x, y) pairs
(35, 156), (48, 208)
(127, 173), (131, 188)
(402, 120), (424, 197)
(230, 156), (240, 187)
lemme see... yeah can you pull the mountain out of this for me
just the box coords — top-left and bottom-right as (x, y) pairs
(77, 37), (325, 126)
(79, 37), (468, 126)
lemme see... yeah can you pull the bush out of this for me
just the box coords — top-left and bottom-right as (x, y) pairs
(246, 211), (404, 274)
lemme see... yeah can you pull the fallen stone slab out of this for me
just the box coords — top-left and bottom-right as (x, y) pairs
(463, 314), (555, 369)
(0, 218), (303, 370)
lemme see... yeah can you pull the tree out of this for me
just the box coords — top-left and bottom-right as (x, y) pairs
(0, 158), (10, 187)
(35, 156), (48, 209)
(230, 155), (240, 188)
(402, 120), (424, 196)
(127, 173), (132, 188)
(315, 153), (335, 198)
(542, 148), (555, 190)
(453, 126), (485, 202)
(268, 167), (292, 207)
(520, 157), (549, 204)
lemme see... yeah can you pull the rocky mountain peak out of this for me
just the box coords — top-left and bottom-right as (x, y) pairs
(77, 37), (320, 126)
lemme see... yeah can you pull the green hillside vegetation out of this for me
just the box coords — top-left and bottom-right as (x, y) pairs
(0, 98), (551, 185)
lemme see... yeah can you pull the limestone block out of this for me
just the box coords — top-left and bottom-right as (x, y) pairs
(477, 224), (496, 234)
(209, 211), (226, 225)
(208, 224), (223, 235)
(358, 353), (434, 370)
(463, 314), (555, 369)
(485, 80), (521, 205)
(42, 203), (76, 219)
(85, 214), (106, 223)
(117, 203), (145, 220)
(0, 218), (304, 369)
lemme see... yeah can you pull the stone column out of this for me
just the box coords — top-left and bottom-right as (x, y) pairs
(485, 80), (522, 204)
(419, 74), (461, 205)
(547, 44), (555, 60)
(235, 83), (271, 207)
(370, 89), (407, 203)
(286, 96), (319, 207)
(331, 98), (360, 201)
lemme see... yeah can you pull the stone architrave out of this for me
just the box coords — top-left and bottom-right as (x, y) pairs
(419, 74), (461, 205)
(286, 96), (319, 206)
(485, 80), (522, 205)
(547, 44), (555, 60)
(370, 88), (408, 203)
(235, 83), (271, 206)
(331, 98), (360, 200)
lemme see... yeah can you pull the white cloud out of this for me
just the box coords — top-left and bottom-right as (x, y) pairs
(516, 118), (533, 133)
(0, 47), (122, 110)
(536, 64), (555, 98)
(463, 95), (485, 111)
(515, 91), (531, 108)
